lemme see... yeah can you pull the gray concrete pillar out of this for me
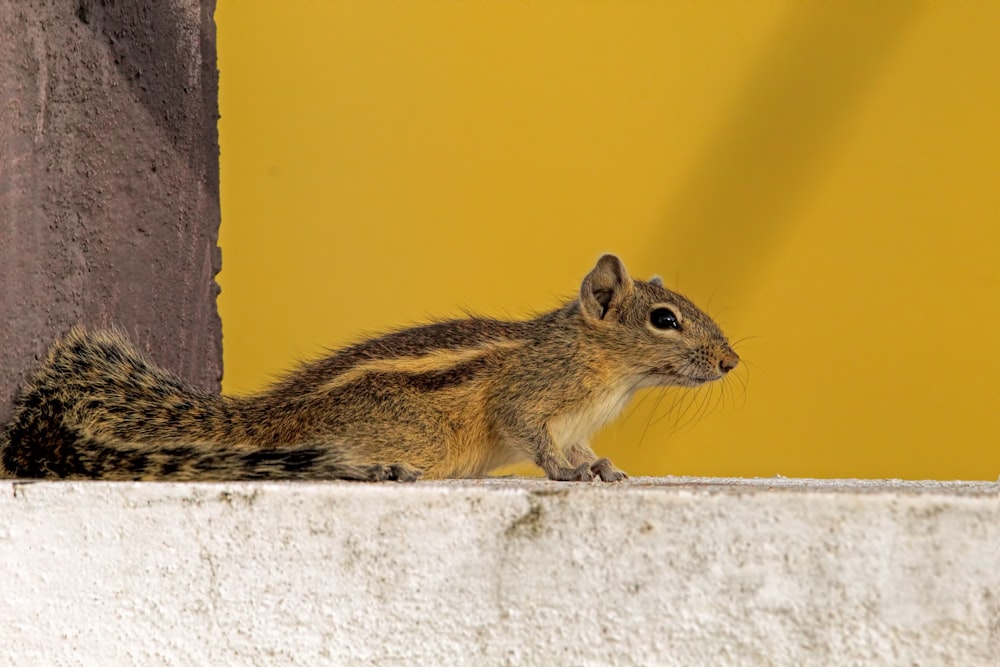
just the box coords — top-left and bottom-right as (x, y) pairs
(0, 0), (222, 421)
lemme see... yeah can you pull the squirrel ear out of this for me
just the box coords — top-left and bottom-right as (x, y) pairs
(580, 254), (635, 321)
(649, 275), (664, 288)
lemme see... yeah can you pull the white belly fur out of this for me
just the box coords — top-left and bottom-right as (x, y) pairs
(547, 382), (636, 448)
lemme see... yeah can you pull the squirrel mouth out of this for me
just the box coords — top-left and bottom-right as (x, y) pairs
(644, 369), (718, 387)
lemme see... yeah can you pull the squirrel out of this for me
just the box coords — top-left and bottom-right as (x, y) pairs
(0, 254), (738, 483)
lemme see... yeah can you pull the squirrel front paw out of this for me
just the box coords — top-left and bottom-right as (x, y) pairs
(590, 458), (627, 482)
(549, 462), (596, 481)
(548, 460), (626, 482)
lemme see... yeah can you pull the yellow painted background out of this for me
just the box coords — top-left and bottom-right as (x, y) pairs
(216, 1), (999, 480)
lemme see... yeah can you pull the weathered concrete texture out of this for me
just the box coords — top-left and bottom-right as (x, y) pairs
(0, 0), (222, 423)
(2, 477), (998, 666)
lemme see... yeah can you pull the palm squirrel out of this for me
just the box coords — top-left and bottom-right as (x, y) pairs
(0, 254), (738, 482)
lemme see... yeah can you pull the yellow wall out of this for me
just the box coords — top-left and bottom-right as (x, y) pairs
(216, 1), (1000, 480)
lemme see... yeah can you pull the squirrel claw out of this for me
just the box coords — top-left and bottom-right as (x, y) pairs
(548, 463), (595, 482)
(360, 463), (422, 482)
(591, 458), (627, 482)
(385, 463), (422, 482)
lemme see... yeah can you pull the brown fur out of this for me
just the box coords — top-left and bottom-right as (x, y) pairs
(0, 255), (738, 482)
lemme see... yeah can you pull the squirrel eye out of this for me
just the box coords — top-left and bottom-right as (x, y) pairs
(650, 307), (679, 330)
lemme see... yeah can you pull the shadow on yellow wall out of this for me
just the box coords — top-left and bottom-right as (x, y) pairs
(217, 1), (999, 480)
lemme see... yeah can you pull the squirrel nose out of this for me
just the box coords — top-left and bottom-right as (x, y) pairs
(718, 350), (739, 374)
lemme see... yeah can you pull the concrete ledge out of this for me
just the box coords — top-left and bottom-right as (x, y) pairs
(3, 478), (999, 665)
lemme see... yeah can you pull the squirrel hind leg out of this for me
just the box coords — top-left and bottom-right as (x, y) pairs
(335, 461), (423, 483)
(233, 445), (424, 483)
(178, 442), (425, 483)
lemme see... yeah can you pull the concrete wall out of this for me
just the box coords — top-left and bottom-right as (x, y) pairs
(0, 0), (222, 423)
(3, 477), (998, 665)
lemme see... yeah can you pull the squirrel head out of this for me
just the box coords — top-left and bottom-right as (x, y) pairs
(578, 254), (739, 388)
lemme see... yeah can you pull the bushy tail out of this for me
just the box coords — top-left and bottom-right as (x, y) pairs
(0, 327), (417, 481)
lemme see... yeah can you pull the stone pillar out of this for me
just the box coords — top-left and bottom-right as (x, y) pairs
(0, 0), (222, 421)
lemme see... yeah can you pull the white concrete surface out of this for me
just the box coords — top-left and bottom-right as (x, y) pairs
(2, 477), (999, 666)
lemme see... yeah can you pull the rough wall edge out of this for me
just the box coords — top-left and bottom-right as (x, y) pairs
(5, 475), (999, 497)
